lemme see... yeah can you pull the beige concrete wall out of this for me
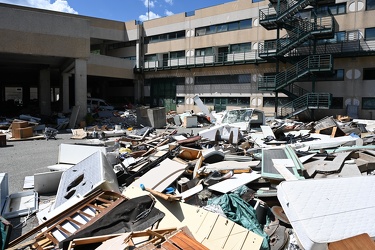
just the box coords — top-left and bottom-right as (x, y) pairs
(0, 4), (90, 58)
(88, 54), (135, 78)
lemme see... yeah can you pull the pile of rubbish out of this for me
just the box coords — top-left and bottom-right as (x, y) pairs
(1, 112), (375, 250)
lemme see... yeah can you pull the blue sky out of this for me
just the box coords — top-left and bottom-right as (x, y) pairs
(0, 0), (233, 22)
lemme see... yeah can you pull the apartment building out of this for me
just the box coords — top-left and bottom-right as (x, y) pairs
(1, 0), (375, 121)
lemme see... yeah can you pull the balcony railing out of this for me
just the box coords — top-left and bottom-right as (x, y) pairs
(258, 16), (334, 57)
(278, 92), (332, 118)
(258, 54), (333, 91)
(143, 51), (264, 70)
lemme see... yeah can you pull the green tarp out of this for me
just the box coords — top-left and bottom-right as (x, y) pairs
(208, 187), (270, 250)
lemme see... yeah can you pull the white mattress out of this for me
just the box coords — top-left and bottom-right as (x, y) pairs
(277, 176), (375, 250)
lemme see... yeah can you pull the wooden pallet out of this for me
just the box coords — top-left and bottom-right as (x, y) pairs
(8, 190), (126, 250)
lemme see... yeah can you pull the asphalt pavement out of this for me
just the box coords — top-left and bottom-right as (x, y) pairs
(0, 126), (206, 195)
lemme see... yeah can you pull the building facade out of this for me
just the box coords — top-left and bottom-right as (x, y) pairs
(0, 0), (375, 121)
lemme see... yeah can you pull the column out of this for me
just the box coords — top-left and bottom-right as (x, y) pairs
(62, 73), (70, 113)
(39, 68), (51, 116)
(74, 59), (87, 124)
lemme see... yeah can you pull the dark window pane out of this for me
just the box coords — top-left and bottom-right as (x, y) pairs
(362, 97), (375, 109)
(365, 28), (375, 40)
(228, 22), (239, 31)
(367, 0), (375, 10)
(331, 97), (343, 109)
(240, 19), (252, 29)
(363, 68), (375, 80)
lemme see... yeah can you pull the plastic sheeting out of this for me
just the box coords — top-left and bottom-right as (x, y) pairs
(208, 187), (270, 250)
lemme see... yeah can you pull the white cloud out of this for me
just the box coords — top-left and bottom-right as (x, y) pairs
(0, 0), (78, 14)
(165, 9), (173, 16)
(142, 0), (155, 8)
(139, 11), (160, 21)
(165, 0), (173, 5)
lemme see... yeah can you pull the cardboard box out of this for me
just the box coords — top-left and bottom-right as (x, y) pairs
(12, 127), (34, 139)
(11, 121), (29, 129)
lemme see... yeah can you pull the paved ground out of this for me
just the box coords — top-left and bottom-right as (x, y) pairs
(1, 126), (206, 195)
(1, 125), (207, 242)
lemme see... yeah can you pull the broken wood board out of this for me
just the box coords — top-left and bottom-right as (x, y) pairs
(70, 128), (87, 139)
(328, 233), (375, 250)
(7, 135), (45, 141)
(8, 191), (125, 250)
(178, 147), (202, 160)
(180, 184), (203, 200)
(131, 157), (187, 193)
(198, 125), (222, 141)
(208, 172), (261, 193)
(300, 134), (359, 150)
(123, 186), (265, 250)
(314, 163), (362, 179)
(272, 159), (299, 181)
(200, 160), (259, 174)
(306, 151), (351, 178)
(261, 125), (275, 138)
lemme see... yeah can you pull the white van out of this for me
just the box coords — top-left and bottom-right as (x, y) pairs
(87, 98), (114, 111)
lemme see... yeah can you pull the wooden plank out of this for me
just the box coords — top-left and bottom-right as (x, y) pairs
(160, 241), (178, 250)
(272, 159), (299, 181)
(328, 233), (375, 250)
(131, 158), (187, 192)
(168, 231), (209, 250)
(208, 172), (261, 193)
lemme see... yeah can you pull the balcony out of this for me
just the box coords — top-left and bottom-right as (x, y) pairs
(142, 51), (265, 71)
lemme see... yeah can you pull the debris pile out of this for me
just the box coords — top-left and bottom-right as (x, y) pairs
(2, 111), (375, 250)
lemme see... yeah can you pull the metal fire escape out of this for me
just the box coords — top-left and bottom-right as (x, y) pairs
(258, 0), (335, 119)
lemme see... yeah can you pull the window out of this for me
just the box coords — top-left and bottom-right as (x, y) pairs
(195, 19), (252, 36)
(365, 28), (375, 40)
(228, 22), (239, 31)
(240, 19), (252, 29)
(195, 74), (251, 84)
(146, 30), (185, 44)
(362, 97), (375, 109)
(317, 32), (346, 44)
(195, 47), (213, 57)
(252, 0), (264, 2)
(331, 97), (344, 109)
(363, 68), (375, 80)
(217, 24), (228, 33)
(367, 0), (375, 10)
(316, 3), (346, 16)
(227, 97), (250, 105)
(144, 54), (157, 62)
(230, 43), (252, 53)
(170, 51), (185, 59)
(263, 97), (290, 107)
(201, 97), (214, 104)
(177, 97), (185, 105)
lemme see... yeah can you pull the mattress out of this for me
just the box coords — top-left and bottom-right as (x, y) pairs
(277, 176), (375, 250)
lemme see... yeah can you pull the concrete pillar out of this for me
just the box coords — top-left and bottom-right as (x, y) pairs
(39, 68), (51, 115)
(62, 73), (70, 113)
(22, 84), (30, 108)
(74, 59), (87, 123)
